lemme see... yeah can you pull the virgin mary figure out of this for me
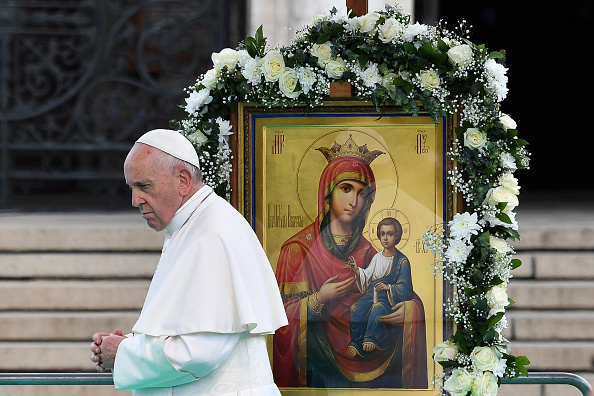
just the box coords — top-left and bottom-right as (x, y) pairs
(273, 135), (427, 389)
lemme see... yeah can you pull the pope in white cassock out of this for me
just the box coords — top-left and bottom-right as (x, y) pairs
(90, 129), (288, 396)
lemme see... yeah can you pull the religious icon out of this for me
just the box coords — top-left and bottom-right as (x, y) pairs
(272, 134), (427, 389)
(236, 102), (451, 394)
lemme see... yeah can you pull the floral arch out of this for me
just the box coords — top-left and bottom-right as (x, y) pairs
(172, 4), (530, 395)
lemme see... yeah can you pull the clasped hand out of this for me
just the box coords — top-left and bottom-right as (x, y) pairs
(90, 329), (126, 372)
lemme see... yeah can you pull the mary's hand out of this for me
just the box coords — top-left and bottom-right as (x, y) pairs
(378, 301), (406, 326)
(317, 275), (356, 304)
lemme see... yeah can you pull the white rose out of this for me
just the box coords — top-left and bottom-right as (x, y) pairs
(486, 284), (510, 315)
(463, 128), (488, 150)
(186, 130), (208, 147)
(358, 11), (381, 33)
(444, 368), (473, 396)
(489, 235), (511, 254)
(484, 186), (519, 211)
(433, 340), (459, 362)
(447, 44), (473, 67)
(211, 48), (239, 71)
(419, 69), (440, 90)
(471, 346), (499, 372)
(382, 72), (398, 90)
(378, 18), (404, 43)
(262, 49), (285, 82)
(499, 172), (520, 195)
(201, 67), (220, 89)
(311, 42), (333, 67)
(471, 371), (499, 396)
(310, 13), (325, 27)
(278, 68), (301, 99)
(499, 113), (517, 130)
(324, 57), (347, 79)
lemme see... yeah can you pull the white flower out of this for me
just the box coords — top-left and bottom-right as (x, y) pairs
(378, 18), (405, 43)
(499, 113), (517, 130)
(186, 130), (208, 147)
(444, 368), (473, 396)
(324, 57), (347, 79)
(237, 49), (252, 68)
(471, 346), (499, 372)
(215, 117), (233, 143)
(278, 68), (301, 99)
(358, 11), (381, 33)
(445, 239), (472, 263)
(484, 186), (519, 212)
(464, 128), (488, 150)
(447, 44), (473, 67)
(433, 340), (459, 362)
(262, 49), (285, 82)
(499, 172), (520, 195)
(493, 357), (508, 377)
(382, 72), (398, 90)
(471, 371), (498, 396)
(449, 212), (481, 241)
(310, 13), (326, 27)
(329, 7), (349, 24)
(486, 283), (510, 316)
(360, 63), (382, 87)
(418, 69), (440, 90)
(403, 22), (427, 42)
(499, 152), (517, 171)
(484, 58), (508, 101)
(241, 57), (262, 85)
(296, 66), (317, 94)
(184, 88), (213, 114)
(211, 48), (240, 71)
(201, 67), (220, 89)
(311, 42), (333, 67)
(489, 235), (511, 253)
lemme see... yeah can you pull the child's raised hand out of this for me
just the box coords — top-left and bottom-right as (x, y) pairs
(347, 256), (358, 272)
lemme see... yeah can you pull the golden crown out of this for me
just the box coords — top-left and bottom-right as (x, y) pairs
(317, 134), (384, 164)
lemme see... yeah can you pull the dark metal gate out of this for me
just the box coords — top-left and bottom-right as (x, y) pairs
(0, 0), (244, 211)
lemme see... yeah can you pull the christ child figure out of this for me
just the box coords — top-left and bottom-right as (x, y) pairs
(347, 217), (414, 358)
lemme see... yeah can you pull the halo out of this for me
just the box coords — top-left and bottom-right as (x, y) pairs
(296, 128), (398, 223)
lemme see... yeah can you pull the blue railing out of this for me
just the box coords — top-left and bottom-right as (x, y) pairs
(0, 372), (591, 395)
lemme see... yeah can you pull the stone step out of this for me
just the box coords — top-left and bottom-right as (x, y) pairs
(0, 342), (110, 371)
(0, 312), (139, 341)
(508, 342), (594, 372)
(514, 208), (594, 250)
(0, 252), (159, 279)
(506, 311), (594, 341)
(0, 213), (163, 252)
(512, 252), (594, 279)
(507, 280), (594, 309)
(0, 384), (129, 396)
(0, 280), (149, 310)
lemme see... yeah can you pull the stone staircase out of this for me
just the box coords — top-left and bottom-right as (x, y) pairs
(499, 200), (594, 396)
(0, 201), (593, 396)
(0, 212), (163, 396)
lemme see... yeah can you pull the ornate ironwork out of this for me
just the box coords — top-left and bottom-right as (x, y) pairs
(0, 0), (242, 210)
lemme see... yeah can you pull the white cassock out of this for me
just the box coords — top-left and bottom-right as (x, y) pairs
(113, 185), (288, 396)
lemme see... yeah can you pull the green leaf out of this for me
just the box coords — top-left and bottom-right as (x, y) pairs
(486, 311), (504, 328)
(511, 258), (522, 270)
(489, 51), (505, 59)
(470, 82), (484, 95)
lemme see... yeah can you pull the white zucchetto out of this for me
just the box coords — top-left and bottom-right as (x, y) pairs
(136, 129), (200, 169)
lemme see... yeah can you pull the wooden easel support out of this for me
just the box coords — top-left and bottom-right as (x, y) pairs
(329, 0), (368, 97)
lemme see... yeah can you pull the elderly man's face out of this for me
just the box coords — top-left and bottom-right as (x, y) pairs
(124, 144), (183, 231)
